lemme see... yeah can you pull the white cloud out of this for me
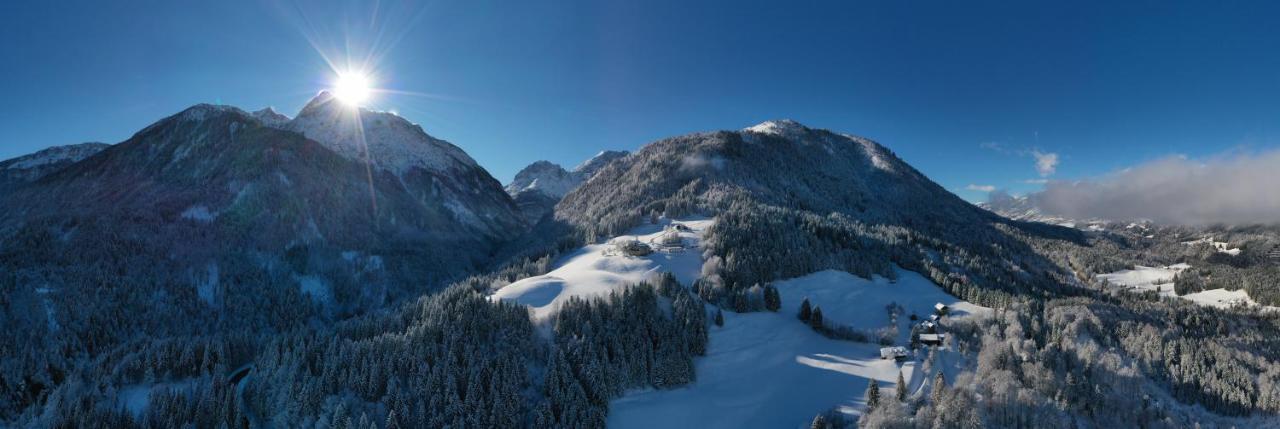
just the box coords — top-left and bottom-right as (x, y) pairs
(1032, 151), (1059, 177)
(1022, 178), (1049, 184)
(1030, 149), (1280, 225)
(965, 184), (996, 192)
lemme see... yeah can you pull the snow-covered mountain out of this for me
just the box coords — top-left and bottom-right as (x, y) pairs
(505, 150), (631, 223)
(284, 91), (482, 176)
(558, 119), (1083, 302)
(978, 191), (1115, 230)
(506, 161), (578, 199)
(572, 150), (629, 181)
(0, 142), (109, 189)
(0, 100), (525, 331)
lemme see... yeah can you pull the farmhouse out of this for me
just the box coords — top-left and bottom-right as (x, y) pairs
(919, 333), (946, 346)
(880, 346), (909, 360)
(613, 239), (653, 257)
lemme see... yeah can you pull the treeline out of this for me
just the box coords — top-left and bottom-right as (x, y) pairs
(537, 273), (708, 427)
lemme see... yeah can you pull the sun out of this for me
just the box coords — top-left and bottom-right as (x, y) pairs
(332, 72), (373, 106)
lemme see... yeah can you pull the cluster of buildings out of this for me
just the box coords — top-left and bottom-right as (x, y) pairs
(880, 302), (950, 360)
(608, 223), (691, 257)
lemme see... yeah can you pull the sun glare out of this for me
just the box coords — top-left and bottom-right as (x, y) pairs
(332, 72), (372, 106)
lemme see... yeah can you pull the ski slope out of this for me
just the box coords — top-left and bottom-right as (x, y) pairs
(491, 218), (712, 322)
(610, 267), (987, 429)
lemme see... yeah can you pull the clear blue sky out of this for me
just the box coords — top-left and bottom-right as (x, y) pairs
(3, 1), (1279, 201)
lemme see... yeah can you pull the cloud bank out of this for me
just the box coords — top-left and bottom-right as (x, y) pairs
(1029, 150), (1280, 225)
(966, 184), (996, 192)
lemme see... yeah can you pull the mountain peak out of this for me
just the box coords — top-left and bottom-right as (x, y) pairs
(178, 104), (248, 122)
(286, 93), (479, 174)
(251, 107), (291, 128)
(572, 150), (629, 175)
(743, 119), (809, 138)
(506, 160), (574, 198)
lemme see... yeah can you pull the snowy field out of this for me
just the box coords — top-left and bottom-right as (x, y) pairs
(493, 218), (988, 428)
(1097, 264), (1188, 297)
(491, 218), (712, 322)
(772, 269), (988, 344)
(610, 267), (986, 429)
(1099, 264), (1276, 311)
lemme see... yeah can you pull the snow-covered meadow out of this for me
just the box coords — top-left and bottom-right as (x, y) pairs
(1099, 263), (1276, 311)
(610, 267), (986, 428)
(491, 218), (712, 322)
(491, 218), (988, 428)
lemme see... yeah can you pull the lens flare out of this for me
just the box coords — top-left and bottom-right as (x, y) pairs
(332, 72), (372, 106)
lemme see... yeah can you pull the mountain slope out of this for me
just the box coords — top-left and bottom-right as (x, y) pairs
(557, 120), (1084, 306)
(0, 101), (527, 396)
(506, 150), (631, 224)
(0, 142), (109, 190)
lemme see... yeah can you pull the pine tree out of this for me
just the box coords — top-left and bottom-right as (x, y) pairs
(896, 371), (907, 402)
(866, 378), (881, 409)
(798, 298), (812, 321)
(930, 372), (946, 405)
(810, 414), (830, 429)
(714, 309), (724, 326)
(763, 285), (781, 312)
(809, 306), (824, 329)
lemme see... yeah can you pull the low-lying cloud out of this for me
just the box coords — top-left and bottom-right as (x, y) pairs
(1028, 150), (1280, 225)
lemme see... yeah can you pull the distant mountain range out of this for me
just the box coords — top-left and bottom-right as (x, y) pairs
(504, 150), (629, 223)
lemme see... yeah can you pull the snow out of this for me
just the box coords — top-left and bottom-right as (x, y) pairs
(117, 380), (195, 418)
(194, 263), (218, 306)
(773, 269), (989, 342)
(1182, 289), (1258, 309)
(250, 107), (291, 128)
(491, 218), (713, 323)
(181, 104), (243, 122)
(3, 142), (107, 171)
(1182, 237), (1241, 255)
(610, 267), (986, 429)
(505, 161), (578, 198)
(181, 205), (216, 222)
(1097, 264), (1188, 297)
(296, 275), (333, 304)
(286, 92), (478, 175)
(492, 216), (986, 427)
(1099, 264), (1278, 311)
(855, 138), (895, 172)
(743, 119), (809, 140)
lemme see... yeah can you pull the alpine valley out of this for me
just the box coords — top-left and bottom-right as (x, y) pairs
(3, 101), (1280, 429)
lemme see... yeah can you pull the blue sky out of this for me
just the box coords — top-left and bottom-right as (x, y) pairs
(3, 1), (1279, 201)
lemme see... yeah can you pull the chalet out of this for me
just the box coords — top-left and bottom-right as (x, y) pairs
(934, 302), (950, 316)
(671, 223), (693, 232)
(880, 346), (909, 360)
(928, 314), (940, 322)
(919, 333), (946, 346)
(919, 320), (937, 333)
(615, 239), (653, 257)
